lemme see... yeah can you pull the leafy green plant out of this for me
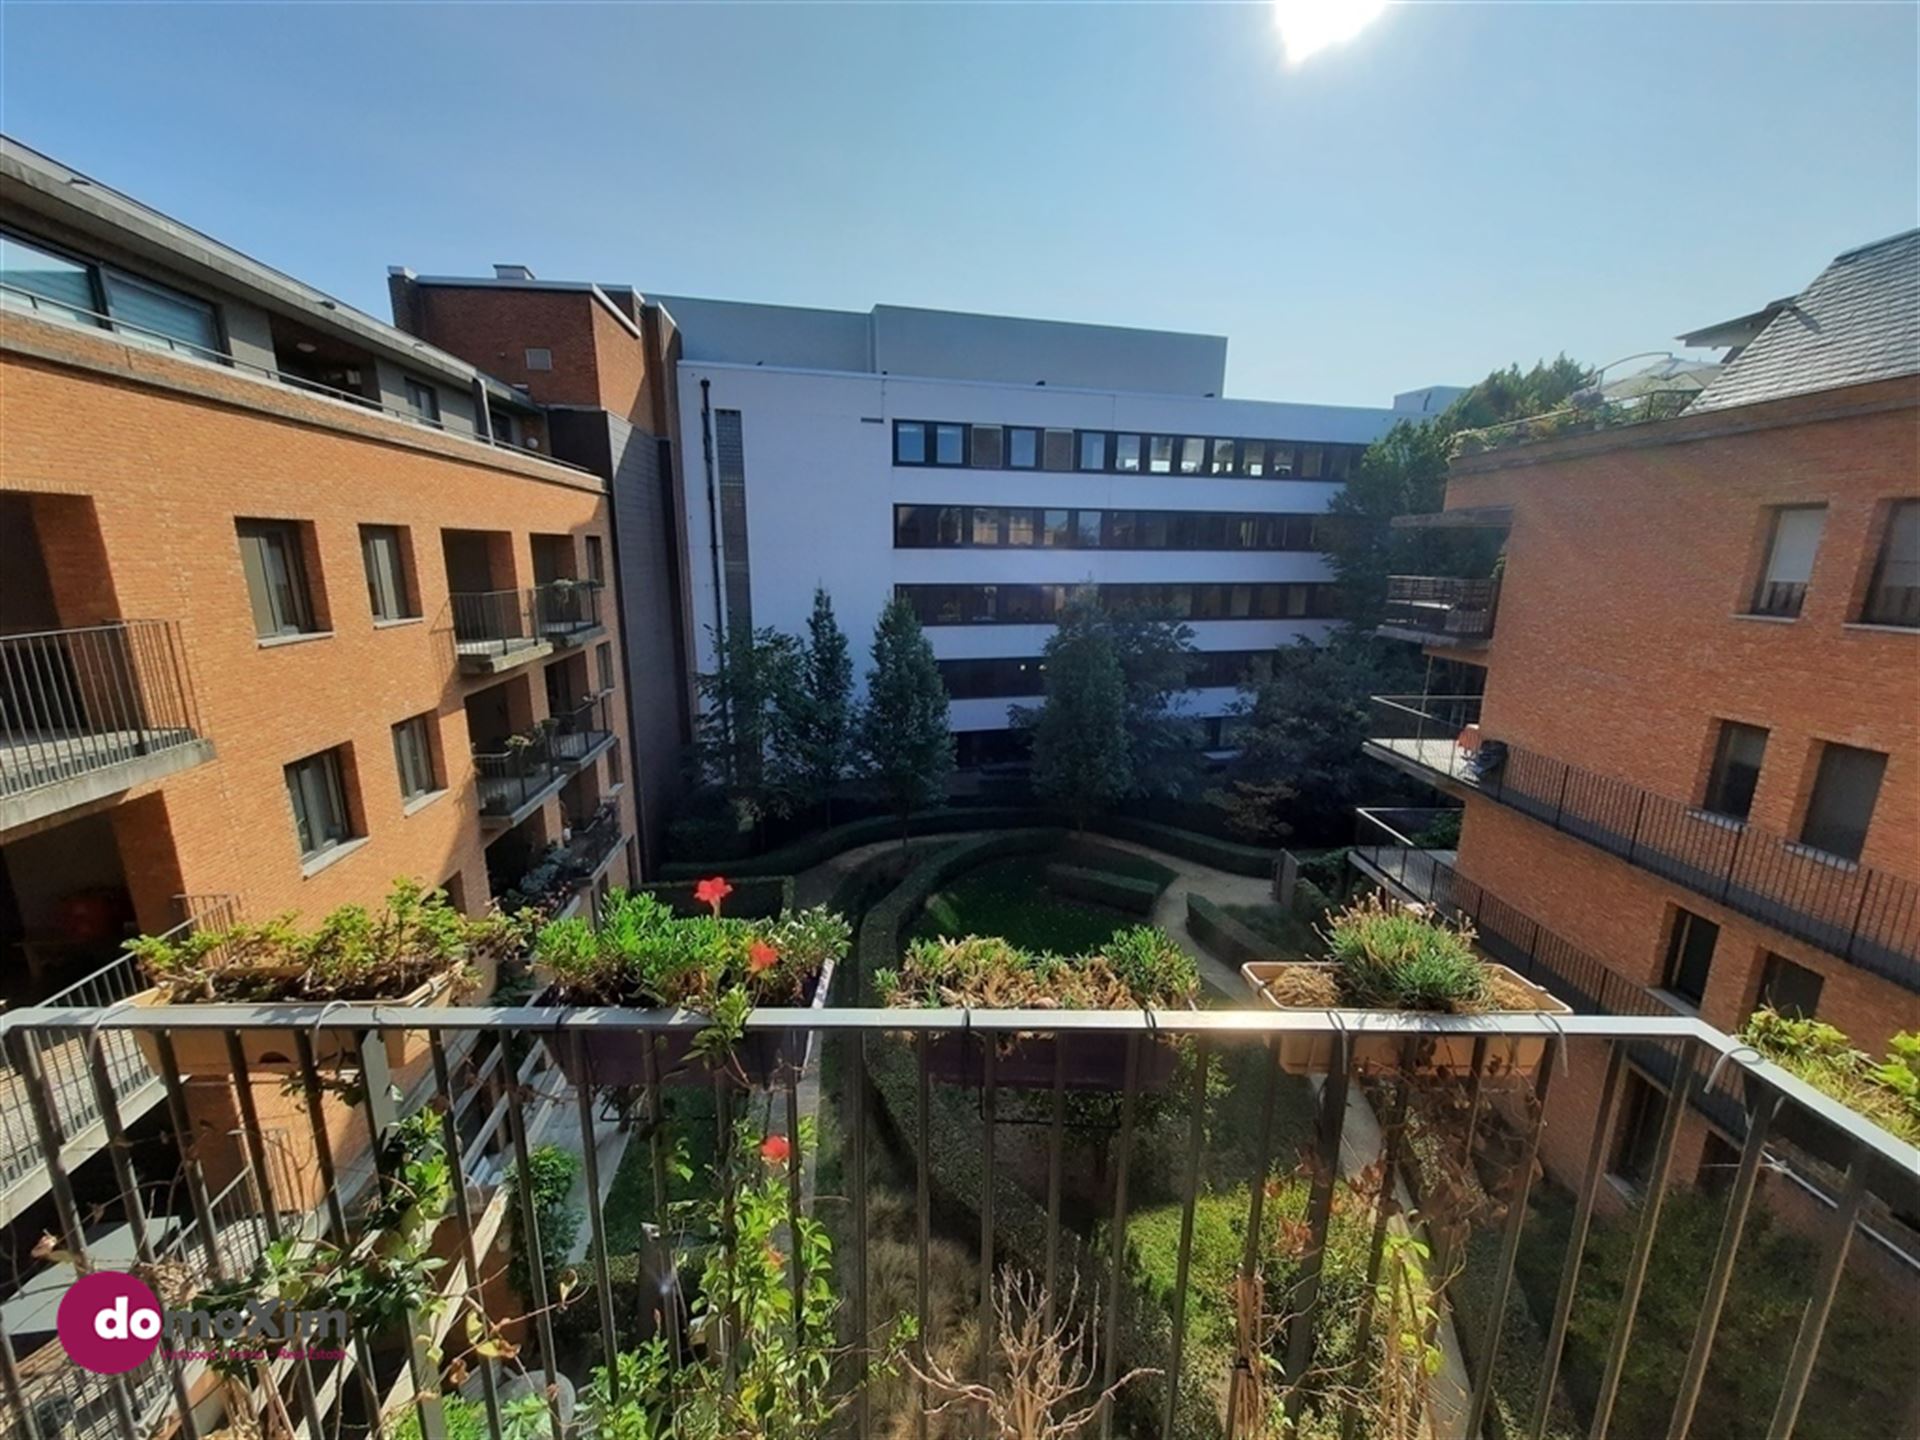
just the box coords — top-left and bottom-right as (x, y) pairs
(1322, 892), (1490, 1012)
(1740, 1009), (1920, 1144)
(128, 878), (522, 1002)
(506, 1144), (581, 1302)
(876, 926), (1197, 1010)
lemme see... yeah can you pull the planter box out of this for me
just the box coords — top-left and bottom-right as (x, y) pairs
(1740, 1071), (1857, 1171)
(1242, 961), (1570, 1078)
(921, 1025), (1185, 1093)
(131, 967), (465, 1077)
(543, 957), (835, 1091)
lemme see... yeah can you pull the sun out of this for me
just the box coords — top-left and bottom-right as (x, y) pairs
(1272, 0), (1391, 66)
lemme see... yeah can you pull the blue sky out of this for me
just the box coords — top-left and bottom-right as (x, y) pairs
(1, 3), (1913, 405)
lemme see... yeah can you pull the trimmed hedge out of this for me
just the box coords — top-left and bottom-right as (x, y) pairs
(1186, 892), (1275, 969)
(631, 874), (795, 918)
(1043, 862), (1162, 916)
(657, 806), (1058, 881)
(1086, 815), (1281, 877)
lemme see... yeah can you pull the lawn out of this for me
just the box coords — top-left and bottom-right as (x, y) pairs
(910, 854), (1140, 952)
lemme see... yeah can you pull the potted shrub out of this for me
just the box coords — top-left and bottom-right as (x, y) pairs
(874, 927), (1199, 1091)
(533, 877), (848, 1088)
(1738, 1009), (1920, 1169)
(1243, 893), (1568, 1077)
(125, 879), (520, 1075)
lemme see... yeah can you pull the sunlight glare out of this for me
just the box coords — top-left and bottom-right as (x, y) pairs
(1272, 0), (1390, 66)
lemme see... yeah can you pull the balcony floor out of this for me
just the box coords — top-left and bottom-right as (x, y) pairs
(0, 733), (214, 833)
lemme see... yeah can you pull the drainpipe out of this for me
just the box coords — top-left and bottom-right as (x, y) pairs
(699, 378), (732, 758)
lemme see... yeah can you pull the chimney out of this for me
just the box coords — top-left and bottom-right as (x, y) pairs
(386, 266), (422, 336)
(493, 264), (536, 281)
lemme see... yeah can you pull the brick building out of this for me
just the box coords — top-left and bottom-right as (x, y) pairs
(0, 136), (640, 1221)
(1363, 229), (1919, 1204)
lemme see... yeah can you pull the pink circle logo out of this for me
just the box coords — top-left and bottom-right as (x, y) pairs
(57, 1271), (163, 1374)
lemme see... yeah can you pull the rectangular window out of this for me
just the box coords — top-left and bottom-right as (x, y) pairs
(1148, 436), (1175, 474)
(1078, 431), (1108, 471)
(100, 269), (220, 354)
(1751, 505), (1825, 617)
(1861, 498), (1920, 627)
(285, 748), (353, 860)
(970, 508), (1004, 546)
(1105, 511), (1137, 547)
(894, 421), (927, 465)
(1799, 742), (1887, 861)
(1611, 1074), (1665, 1187)
(238, 519), (318, 638)
(970, 425), (1004, 468)
(1211, 439), (1236, 475)
(1008, 428), (1038, 469)
(392, 715), (437, 803)
(1114, 435), (1142, 472)
(933, 423), (966, 465)
(1042, 509), (1073, 548)
(1075, 510), (1103, 547)
(1757, 953), (1825, 1021)
(596, 641), (615, 692)
(403, 377), (441, 424)
(1178, 437), (1205, 475)
(1242, 441), (1266, 478)
(1005, 509), (1037, 547)
(1661, 908), (1720, 1007)
(1299, 446), (1325, 479)
(1270, 444), (1295, 477)
(1701, 720), (1768, 821)
(1, 232), (98, 323)
(360, 525), (414, 622)
(524, 347), (553, 371)
(1042, 429), (1075, 471)
(586, 535), (605, 585)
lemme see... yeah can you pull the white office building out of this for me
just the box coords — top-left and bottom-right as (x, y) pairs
(665, 298), (1453, 763)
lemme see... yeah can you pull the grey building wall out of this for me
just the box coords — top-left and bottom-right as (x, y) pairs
(547, 408), (689, 873)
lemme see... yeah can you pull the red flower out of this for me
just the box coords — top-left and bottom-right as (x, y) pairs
(765, 1243), (785, 1269)
(760, 1133), (791, 1166)
(694, 876), (733, 915)
(747, 939), (779, 974)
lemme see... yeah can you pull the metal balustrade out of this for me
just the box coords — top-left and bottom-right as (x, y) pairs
(1380, 576), (1501, 643)
(548, 692), (613, 766)
(471, 733), (562, 819)
(1367, 695), (1920, 988)
(0, 621), (206, 805)
(531, 579), (602, 643)
(0, 996), (1912, 1440)
(448, 589), (545, 661)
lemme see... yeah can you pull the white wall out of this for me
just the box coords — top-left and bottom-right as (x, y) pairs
(678, 361), (1398, 736)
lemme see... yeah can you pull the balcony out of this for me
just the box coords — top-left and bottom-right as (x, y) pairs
(532, 578), (605, 648)
(490, 801), (624, 918)
(548, 692), (614, 769)
(1365, 695), (1920, 988)
(449, 583), (605, 677)
(1378, 575), (1501, 647)
(0, 994), (1912, 1440)
(472, 731), (565, 829)
(0, 621), (212, 832)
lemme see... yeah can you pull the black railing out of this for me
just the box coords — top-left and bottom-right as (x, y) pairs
(1861, 583), (1920, 629)
(533, 579), (602, 641)
(448, 588), (544, 660)
(1381, 576), (1501, 642)
(549, 692), (613, 766)
(472, 733), (561, 817)
(1368, 696), (1920, 989)
(1749, 580), (1809, 619)
(0, 620), (204, 801)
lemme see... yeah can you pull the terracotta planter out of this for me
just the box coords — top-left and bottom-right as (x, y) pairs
(131, 967), (466, 1077)
(543, 958), (836, 1090)
(1242, 961), (1570, 1078)
(920, 1024), (1186, 1092)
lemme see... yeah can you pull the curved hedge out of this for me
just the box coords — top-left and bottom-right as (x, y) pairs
(1044, 862), (1162, 916)
(1186, 892), (1275, 969)
(1086, 815), (1280, 877)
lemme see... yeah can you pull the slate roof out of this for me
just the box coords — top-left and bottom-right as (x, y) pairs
(1689, 229), (1919, 413)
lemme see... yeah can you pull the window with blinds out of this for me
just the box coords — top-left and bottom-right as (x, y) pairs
(1750, 505), (1825, 617)
(237, 519), (319, 638)
(392, 715), (438, 802)
(286, 749), (354, 859)
(361, 525), (415, 622)
(101, 269), (219, 354)
(1862, 498), (1919, 628)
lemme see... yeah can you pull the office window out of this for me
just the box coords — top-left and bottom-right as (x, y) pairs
(1078, 431), (1108, 471)
(1210, 439), (1236, 475)
(1270, 444), (1295, 477)
(607, 740), (623, 787)
(971, 508), (1005, 546)
(1611, 1074), (1665, 1187)
(1009, 427), (1039, 469)
(933, 424), (965, 465)
(1701, 720), (1768, 821)
(1042, 509), (1073, 548)
(1075, 510), (1103, 547)
(970, 425), (1004, 468)
(99, 269), (218, 353)
(1299, 445), (1325, 479)
(392, 715), (438, 803)
(403, 377), (441, 424)
(1042, 429), (1075, 471)
(1005, 509), (1037, 547)
(1757, 953), (1824, 1021)
(596, 641), (615, 693)
(285, 748), (353, 860)
(1799, 742), (1887, 861)
(894, 421), (927, 464)
(1, 232), (98, 323)
(1242, 441), (1267, 477)
(238, 519), (319, 638)
(1114, 435), (1142, 472)
(1, 235), (220, 355)
(1105, 511), (1137, 548)
(1178, 437), (1205, 474)
(1750, 505), (1825, 617)
(1861, 499), (1919, 627)
(1148, 436), (1175, 474)
(1661, 908), (1719, 1008)
(360, 525), (415, 622)
(585, 536), (606, 587)
(524, 347), (553, 371)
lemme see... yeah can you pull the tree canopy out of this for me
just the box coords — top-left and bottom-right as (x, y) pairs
(857, 598), (954, 837)
(1026, 594), (1135, 830)
(775, 586), (855, 819)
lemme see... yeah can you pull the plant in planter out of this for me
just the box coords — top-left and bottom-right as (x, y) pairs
(1738, 1009), (1920, 1158)
(125, 879), (525, 1073)
(874, 926), (1198, 1090)
(533, 878), (850, 1087)
(1243, 892), (1568, 1077)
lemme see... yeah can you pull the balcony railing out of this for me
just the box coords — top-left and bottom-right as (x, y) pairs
(449, 588), (546, 663)
(1861, 582), (1920, 629)
(1379, 576), (1501, 643)
(1749, 580), (1809, 619)
(472, 732), (562, 819)
(0, 620), (207, 810)
(0, 999), (1912, 1440)
(532, 579), (603, 643)
(1367, 695), (1920, 989)
(549, 692), (613, 766)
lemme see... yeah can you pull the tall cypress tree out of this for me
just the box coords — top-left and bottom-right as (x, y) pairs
(1027, 594), (1133, 831)
(857, 598), (953, 840)
(777, 586), (855, 823)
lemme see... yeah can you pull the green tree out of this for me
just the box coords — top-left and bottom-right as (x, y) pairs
(775, 587), (854, 822)
(857, 598), (954, 839)
(692, 621), (800, 827)
(1105, 603), (1202, 797)
(1026, 595), (1134, 830)
(1324, 357), (1589, 627)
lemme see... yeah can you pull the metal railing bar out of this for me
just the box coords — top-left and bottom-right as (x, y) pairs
(979, 1043), (998, 1412)
(503, 1051), (564, 1440)
(0, 1315), (43, 1440)
(1043, 1042), (1067, 1331)
(1339, 1041), (1413, 1440)
(915, 1033), (933, 1440)
(850, 1027), (872, 1440)
(1282, 1033), (1354, 1423)
(1226, 1038), (1283, 1440)
(569, 1035), (621, 1402)
(1765, 1143), (1874, 1440)
(428, 1032), (506, 1440)
(1162, 1036), (1211, 1440)
(1098, 1033), (1144, 1440)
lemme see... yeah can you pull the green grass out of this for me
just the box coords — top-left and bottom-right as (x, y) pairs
(910, 854), (1138, 952)
(1219, 901), (1322, 957)
(1059, 839), (1178, 889)
(600, 1086), (721, 1254)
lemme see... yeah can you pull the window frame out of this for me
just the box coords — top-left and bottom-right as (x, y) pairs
(359, 524), (416, 624)
(1756, 952), (1824, 1021)
(1797, 741), (1888, 862)
(1859, 497), (1920, 627)
(1700, 719), (1768, 822)
(402, 376), (442, 426)
(1748, 504), (1826, 619)
(238, 518), (321, 639)
(285, 747), (355, 860)
(391, 714), (440, 804)
(1660, 907), (1720, 1008)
